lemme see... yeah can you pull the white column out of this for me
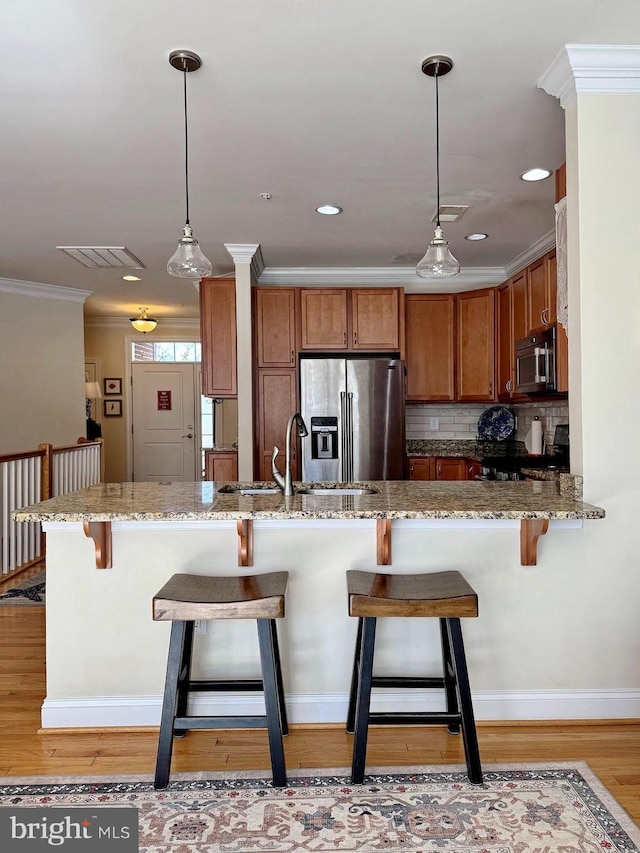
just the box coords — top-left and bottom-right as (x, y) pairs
(224, 244), (264, 479)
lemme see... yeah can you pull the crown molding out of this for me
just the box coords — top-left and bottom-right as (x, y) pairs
(539, 44), (640, 108)
(258, 266), (507, 290)
(84, 316), (200, 329)
(0, 277), (92, 303)
(504, 229), (556, 278)
(224, 243), (264, 279)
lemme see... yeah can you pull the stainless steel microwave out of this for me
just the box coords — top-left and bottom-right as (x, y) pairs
(515, 327), (556, 394)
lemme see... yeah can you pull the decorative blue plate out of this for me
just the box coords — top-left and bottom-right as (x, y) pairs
(477, 406), (515, 441)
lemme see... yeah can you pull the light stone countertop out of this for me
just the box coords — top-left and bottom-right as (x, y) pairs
(13, 480), (605, 523)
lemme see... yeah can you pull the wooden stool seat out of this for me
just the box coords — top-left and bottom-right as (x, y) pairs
(346, 569), (483, 786)
(153, 571), (289, 790)
(348, 570), (478, 618)
(153, 572), (288, 622)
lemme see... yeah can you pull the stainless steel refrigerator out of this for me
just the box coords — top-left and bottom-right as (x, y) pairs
(300, 357), (406, 482)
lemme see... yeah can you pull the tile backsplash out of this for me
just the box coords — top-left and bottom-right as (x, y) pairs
(406, 401), (569, 449)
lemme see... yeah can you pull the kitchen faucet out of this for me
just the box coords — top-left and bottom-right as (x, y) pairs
(272, 412), (308, 496)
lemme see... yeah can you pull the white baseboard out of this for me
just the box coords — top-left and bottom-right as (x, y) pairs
(41, 689), (640, 729)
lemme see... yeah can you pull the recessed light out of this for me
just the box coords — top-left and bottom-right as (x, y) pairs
(465, 233), (488, 241)
(520, 168), (551, 182)
(316, 204), (343, 215)
(122, 274), (141, 281)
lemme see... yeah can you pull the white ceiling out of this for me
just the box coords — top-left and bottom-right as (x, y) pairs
(2, 1), (639, 320)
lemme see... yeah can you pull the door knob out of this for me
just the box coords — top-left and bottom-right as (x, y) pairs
(182, 434), (193, 439)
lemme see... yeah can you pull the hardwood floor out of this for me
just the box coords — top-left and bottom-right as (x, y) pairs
(1, 605), (639, 823)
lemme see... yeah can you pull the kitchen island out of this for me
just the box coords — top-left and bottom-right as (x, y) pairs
(15, 480), (605, 729)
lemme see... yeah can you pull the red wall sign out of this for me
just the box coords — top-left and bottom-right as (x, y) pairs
(157, 390), (172, 410)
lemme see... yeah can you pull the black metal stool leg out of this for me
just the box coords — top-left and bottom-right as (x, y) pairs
(346, 617), (364, 734)
(174, 620), (195, 738)
(446, 618), (483, 785)
(257, 619), (287, 787)
(351, 616), (376, 784)
(440, 617), (460, 734)
(154, 620), (187, 789)
(268, 618), (288, 736)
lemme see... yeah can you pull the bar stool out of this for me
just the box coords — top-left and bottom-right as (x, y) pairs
(346, 569), (483, 785)
(152, 571), (289, 789)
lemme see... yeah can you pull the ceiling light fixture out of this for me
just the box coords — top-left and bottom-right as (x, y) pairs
(167, 50), (213, 279)
(316, 204), (343, 215)
(520, 167), (551, 182)
(122, 274), (141, 281)
(465, 232), (488, 241)
(130, 308), (158, 334)
(416, 55), (460, 279)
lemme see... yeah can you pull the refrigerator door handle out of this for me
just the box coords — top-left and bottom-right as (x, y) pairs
(347, 391), (354, 481)
(340, 391), (347, 481)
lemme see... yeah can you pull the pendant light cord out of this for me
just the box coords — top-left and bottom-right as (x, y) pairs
(182, 67), (190, 227)
(435, 66), (441, 228)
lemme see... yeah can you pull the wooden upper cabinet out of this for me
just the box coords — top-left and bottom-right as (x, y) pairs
(527, 251), (556, 333)
(200, 277), (237, 397)
(300, 289), (348, 349)
(456, 289), (496, 402)
(496, 283), (513, 402)
(405, 295), (455, 401)
(255, 288), (296, 367)
(351, 289), (400, 350)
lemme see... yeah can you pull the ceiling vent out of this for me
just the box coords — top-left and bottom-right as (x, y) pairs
(431, 205), (469, 223)
(56, 246), (146, 269)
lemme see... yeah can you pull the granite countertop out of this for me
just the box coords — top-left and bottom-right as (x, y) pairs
(13, 480), (605, 523)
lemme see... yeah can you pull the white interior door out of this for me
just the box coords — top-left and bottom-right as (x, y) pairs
(132, 364), (197, 482)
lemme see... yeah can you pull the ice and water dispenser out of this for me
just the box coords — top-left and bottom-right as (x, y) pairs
(310, 416), (339, 460)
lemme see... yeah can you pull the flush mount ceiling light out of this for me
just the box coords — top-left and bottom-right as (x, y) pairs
(416, 56), (460, 279)
(316, 204), (343, 215)
(122, 274), (141, 281)
(465, 232), (488, 241)
(520, 167), (551, 182)
(129, 308), (158, 334)
(166, 50), (213, 279)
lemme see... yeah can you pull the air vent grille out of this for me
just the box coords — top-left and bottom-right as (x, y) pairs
(56, 246), (146, 269)
(431, 205), (469, 223)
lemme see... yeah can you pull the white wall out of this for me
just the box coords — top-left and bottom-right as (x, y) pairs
(0, 285), (86, 453)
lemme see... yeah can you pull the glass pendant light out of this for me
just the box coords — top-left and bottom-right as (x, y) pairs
(167, 50), (213, 279)
(129, 308), (158, 333)
(416, 55), (460, 279)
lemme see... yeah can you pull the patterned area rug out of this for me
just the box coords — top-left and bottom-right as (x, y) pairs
(0, 762), (638, 852)
(0, 570), (45, 605)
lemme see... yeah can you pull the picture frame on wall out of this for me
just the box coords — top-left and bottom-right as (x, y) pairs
(104, 399), (122, 417)
(104, 378), (122, 395)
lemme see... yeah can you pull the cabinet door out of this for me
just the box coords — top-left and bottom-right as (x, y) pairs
(456, 289), (496, 402)
(255, 288), (296, 367)
(257, 369), (299, 481)
(512, 270), (528, 340)
(200, 278), (237, 397)
(205, 451), (238, 482)
(527, 257), (549, 333)
(465, 459), (481, 480)
(435, 458), (467, 480)
(300, 289), (348, 349)
(405, 295), (455, 401)
(546, 250), (557, 325)
(496, 283), (512, 401)
(351, 289), (400, 350)
(408, 457), (434, 480)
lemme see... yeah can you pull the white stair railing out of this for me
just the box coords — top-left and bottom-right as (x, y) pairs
(0, 438), (103, 577)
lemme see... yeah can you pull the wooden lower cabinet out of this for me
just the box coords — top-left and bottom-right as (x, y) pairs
(204, 451), (238, 482)
(408, 457), (476, 481)
(256, 369), (299, 481)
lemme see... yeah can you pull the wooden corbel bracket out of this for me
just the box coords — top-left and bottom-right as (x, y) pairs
(82, 521), (112, 569)
(237, 519), (254, 567)
(376, 518), (392, 565)
(520, 518), (549, 566)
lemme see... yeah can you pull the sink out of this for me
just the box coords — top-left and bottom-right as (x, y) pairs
(296, 486), (379, 496)
(218, 484), (281, 495)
